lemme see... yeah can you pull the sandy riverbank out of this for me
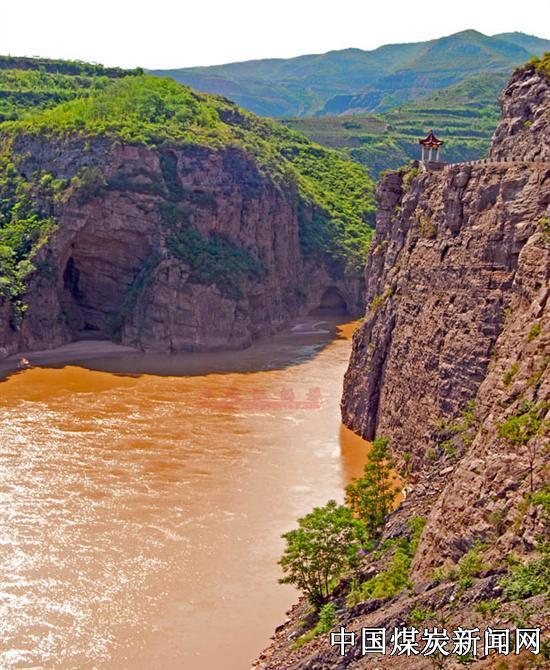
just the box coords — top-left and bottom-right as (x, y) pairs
(0, 340), (139, 378)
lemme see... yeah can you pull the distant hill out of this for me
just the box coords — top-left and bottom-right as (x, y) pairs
(150, 30), (550, 118)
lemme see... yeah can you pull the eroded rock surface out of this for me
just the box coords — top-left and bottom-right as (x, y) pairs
(255, 59), (549, 670)
(0, 139), (363, 356)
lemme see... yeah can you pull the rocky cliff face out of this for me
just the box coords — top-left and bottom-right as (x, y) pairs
(490, 59), (550, 160)
(255, 62), (549, 670)
(0, 136), (363, 357)
(341, 63), (549, 573)
(341, 161), (548, 470)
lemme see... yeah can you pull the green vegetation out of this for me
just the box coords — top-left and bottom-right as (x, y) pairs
(431, 400), (478, 457)
(417, 212), (436, 239)
(153, 35), (550, 178)
(0, 57), (376, 322)
(293, 603), (337, 648)
(454, 542), (488, 589)
(0, 158), (57, 325)
(408, 606), (436, 625)
(498, 401), (548, 493)
(533, 487), (550, 519)
(475, 599), (501, 615)
(538, 215), (550, 243)
(280, 435), (404, 613)
(501, 547), (549, 600)
(497, 402), (548, 448)
(153, 31), (550, 118)
(529, 52), (550, 78)
(167, 227), (266, 299)
(528, 322), (541, 341)
(346, 437), (399, 539)
(0, 56), (142, 122)
(369, 288), (393, 314)
(0, 66), (375, 281)
(278, 500), (367, 607)
(347, 516), (427, 604)
(503, 362), (519, 386)
(430, 541), (488, 591)
(284, 73), (504, 178)
(0, 55), (143, 78)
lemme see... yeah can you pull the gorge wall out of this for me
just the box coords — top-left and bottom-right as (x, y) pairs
(255, 58), (548, 670)
(342, 59), (549, 574)
(0, 135), (365, 358)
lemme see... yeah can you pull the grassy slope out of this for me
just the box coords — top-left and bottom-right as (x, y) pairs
(0, 57), (142, 122)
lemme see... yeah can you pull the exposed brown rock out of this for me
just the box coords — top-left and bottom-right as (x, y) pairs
(0, 139), (363, 356)
(490, 63), (550, 161)
(255, 62), (549, 670)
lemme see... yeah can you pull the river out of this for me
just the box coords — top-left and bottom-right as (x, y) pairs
(0, 314), (369, 669)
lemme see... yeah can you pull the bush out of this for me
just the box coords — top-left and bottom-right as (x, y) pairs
(503, 362), (519, 386)
(70, 166), (107, 204)
(293, 602), (338, 648)
(497, 402), (548, 447)
(279, 500), (367, 607)
(475, 599), (500, 615)
(347, 516), (426, 604)
(455, 541), (488, 589)
(501, 550), (549, 600)
(527, 322), (541, 341)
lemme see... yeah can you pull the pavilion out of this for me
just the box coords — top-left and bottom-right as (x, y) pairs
(419, 130), (444, 162)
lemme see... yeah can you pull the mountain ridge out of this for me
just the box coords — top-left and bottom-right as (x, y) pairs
(150, 30), (550, 117)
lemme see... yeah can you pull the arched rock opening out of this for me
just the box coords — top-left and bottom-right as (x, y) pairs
(318, 286), (348, 312)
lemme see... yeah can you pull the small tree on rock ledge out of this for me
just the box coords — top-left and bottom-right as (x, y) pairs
(278, 500), (367, 607)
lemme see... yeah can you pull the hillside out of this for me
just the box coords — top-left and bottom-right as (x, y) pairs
(0, 62), (375, 356)
(0, 56), (143, 122)
(283, 72), (506, 177)
(151, 30), (550, 118)
(255, 57), (549, 669)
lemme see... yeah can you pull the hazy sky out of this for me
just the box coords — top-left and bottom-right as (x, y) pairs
(2, 0), (549, 69)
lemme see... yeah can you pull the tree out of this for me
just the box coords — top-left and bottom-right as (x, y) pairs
(345, 437), (398, 538)
(278, 500), (367, 607)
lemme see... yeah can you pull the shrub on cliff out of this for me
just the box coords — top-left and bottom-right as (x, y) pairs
(347, 516), (427, 605)
(0, 158), (57, 323)
(529, 52), (550, 79)
(166, 227), (266, 300)
(278, 500), (367, 607)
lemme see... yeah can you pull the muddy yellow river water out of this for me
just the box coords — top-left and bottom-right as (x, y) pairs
(0, 315), (369, 669)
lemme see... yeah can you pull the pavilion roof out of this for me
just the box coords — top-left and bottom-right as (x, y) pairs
(419, 130), (444, 146)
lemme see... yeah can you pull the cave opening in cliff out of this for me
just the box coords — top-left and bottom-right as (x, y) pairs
(315, 287), (348, 314)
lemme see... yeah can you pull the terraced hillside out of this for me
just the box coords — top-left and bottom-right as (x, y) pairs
(0, 56), (143, 122)
(283, 72), (507, 177)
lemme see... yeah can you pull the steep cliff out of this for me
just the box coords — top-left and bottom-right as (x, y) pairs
(0, 73), (375, 356)
(255, 60), (549, 670)
(341, 62), (549, 573)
